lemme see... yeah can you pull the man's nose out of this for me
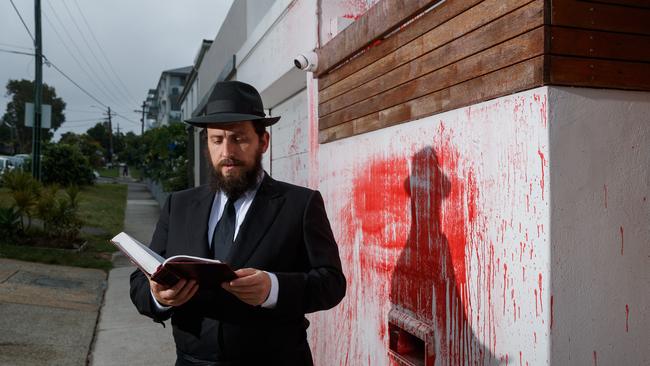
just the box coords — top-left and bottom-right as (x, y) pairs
(221, 139), (236, 157)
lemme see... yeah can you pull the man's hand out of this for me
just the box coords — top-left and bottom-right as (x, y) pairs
(150, 278), (198, 307)
(221, 268), (271, 306)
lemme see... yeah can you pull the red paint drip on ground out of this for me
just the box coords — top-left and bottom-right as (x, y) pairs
(537, 149), (546, 200)
(519, 351), (523, 366)
(625, 304), (629, 332)
(620, 226), (624, 255)
(534, 289), (539, 317)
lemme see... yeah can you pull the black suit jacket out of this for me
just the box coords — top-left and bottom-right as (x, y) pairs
(130, 175), (346, 365)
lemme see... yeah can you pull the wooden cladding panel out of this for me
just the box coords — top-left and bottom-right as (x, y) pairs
(550, 27), (650, 62)
(319, 0), (537, 104)
(317, 0), (483, 91)
(314, 0), (439, 77)
(316, 0), (650, 143)
(319, 0), (544, 125)
(320, 27), (545, 131)
(319, 56), (545, 143)
(551, 0), (650, 35)
(549, 56), (650, 90)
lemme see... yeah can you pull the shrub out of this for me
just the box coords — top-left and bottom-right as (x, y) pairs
(42, 143), (95, 186)
(0, 206), (20, 240)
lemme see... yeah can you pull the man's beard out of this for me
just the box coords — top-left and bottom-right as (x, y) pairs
(209, 151), (263, 199)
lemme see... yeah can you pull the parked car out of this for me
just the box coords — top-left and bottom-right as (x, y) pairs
(0, 156), (12, 175)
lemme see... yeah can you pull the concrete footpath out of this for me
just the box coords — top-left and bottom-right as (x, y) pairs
(0, 258), (105, 366)
(89, 181), (175, 365)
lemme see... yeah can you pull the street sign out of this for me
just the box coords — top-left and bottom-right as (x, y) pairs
(24, 103), (52, 129)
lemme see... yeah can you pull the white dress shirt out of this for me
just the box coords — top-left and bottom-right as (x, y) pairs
(152, 173), (279, 310)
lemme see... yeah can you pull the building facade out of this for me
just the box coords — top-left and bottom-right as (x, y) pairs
(187, 0), (650, 365)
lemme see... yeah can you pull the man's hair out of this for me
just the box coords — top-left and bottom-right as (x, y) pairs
(252, 120), (267, 138)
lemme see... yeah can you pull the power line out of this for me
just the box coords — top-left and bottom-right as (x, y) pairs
(0, 42), (33, 51)
(9, 0), (35, 43)
(60, 0), (134, 107)
(0, 48), (35, 57)
(72, 0), (138, 103)
(44, 0), (124, 108)
(43, 55), (109, 109)
(42, 11), (117, 107)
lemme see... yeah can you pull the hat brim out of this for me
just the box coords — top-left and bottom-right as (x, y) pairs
(184, 113), (280, 127)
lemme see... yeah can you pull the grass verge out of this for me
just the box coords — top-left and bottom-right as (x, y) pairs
(0, 183), (127, 271)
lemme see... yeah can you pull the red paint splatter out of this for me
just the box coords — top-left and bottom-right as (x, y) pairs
(519, 351), (523, 366)
(620, 226), (624, 255)
(593, 350), (598, 366)
(345, 135), (486, 364)
(503, 263), (508, 314)
(538, 273), (543, 313)
(625, 304), (629, 332)
(534, 289), (539, 317)
(603, 184), (608, 208)
(533, 332), (537, 344)
(537, 149), (546, 200)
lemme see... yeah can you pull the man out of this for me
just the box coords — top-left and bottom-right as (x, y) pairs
(130, 81), (346, 365)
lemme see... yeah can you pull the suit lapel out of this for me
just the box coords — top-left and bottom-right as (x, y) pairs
(188, 185), (215, 258)
(227, 174), (284, 268)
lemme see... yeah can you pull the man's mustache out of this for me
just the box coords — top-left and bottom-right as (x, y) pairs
(217, 158), (244, 167)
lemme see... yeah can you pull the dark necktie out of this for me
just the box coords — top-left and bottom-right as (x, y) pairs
(211, 198), (236, 261)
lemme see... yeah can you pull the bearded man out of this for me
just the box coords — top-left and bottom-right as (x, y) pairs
(129, 81), (346, 366)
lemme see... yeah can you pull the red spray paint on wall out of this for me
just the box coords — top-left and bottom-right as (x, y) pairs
(338, 124), (500, 365)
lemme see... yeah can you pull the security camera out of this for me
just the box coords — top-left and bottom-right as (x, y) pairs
(294, 51), (318, 72)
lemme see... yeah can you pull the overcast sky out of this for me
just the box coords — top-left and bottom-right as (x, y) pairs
(0, 0), (233, 140)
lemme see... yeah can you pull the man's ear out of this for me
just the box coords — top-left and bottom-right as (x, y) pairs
(260, 131), (270, 153)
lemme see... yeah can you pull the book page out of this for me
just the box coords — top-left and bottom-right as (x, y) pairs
(165, 255), (223, 264)
(111, 232), (163, 274)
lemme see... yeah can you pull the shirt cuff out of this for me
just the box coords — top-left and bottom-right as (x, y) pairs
(261, 271), (279, 309)
(151, 290), (173, 311)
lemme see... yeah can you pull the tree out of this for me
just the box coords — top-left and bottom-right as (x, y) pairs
(0, 79), (66, 153)
(41, 143), (94, 186)
(59, 132), (106, 167)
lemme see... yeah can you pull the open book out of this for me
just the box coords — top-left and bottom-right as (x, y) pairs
(110, 232), (237, 289)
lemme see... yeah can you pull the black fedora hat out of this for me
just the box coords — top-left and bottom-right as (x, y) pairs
(185, 81), (280, 127)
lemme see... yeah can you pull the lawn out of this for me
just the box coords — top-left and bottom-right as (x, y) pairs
(97, 166), (142, 180)
(0, 183), (128, 271)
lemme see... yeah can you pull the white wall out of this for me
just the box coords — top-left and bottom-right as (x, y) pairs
(268, 89), (309, 187)
(549, 87), (650, 366)
(311, 88), (552, 365)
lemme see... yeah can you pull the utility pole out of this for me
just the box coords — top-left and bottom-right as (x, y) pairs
(31, 0), (43, 180)
(107, 106), (113, 163)
(134, 101), (147, 135)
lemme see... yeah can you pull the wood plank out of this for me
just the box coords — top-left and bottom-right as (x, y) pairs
(319, 1), (544, 120)
(551, 0), (650, 35)
(317, 0), (483, 91)
(319, 27), (544, 129)
(314, 0), (439, 77)
(549, 55), (650, 90)
(550, 26), (650, 62)
(319, 0), (537, 105)
(320, 56), (545, 143)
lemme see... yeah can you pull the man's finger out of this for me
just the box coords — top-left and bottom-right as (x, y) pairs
(233, 268), (257, 278)
(175, 280), (198, 301)
(229, 271), (264, 287)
